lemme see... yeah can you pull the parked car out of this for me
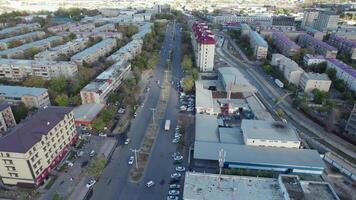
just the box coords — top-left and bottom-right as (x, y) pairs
(167, 196), (178, 200)
(118, 108), (125, 114)
(89, 150), (95, 157)
(99, 133), (107, 137)
(146, 180), (155, 188)
(124, 138), (131, 145)
(170, 173), (181, 179)
(169, 184), (181, 189)
(172, 138), (179, 143)
(128, 156), (134, 165)
(173, 155), (183, 161)
(171, 152), (181, 158)
(175, 166), (185, 172)
(133, 112), (137, 118)
(86, 178), (96, 188)
(168, 190), (180, 196)
(81, 160), (88, 168)
(77, 151), (84, 157)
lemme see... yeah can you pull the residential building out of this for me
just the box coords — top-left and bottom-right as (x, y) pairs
(272, 32), (301, 57)
(71, 38), (117, 65)
(34, 38), (89, 61)
(314, 12), (340, 31)
(240, 23), (252, 36)
(191, 22), (215, 72)
(228, 16), (272, 27)
(302, 10), (319, 28)
(0, 36), (64, 59)
(0, 106), (78, 186)
(326, 34), (356, 60)
(47, 23), (95, 33)
(0, 23), (41, 39)
(218, 67), (257, 93)
(0, 31), (46, 50)
(241, 119), (300, 148)
(183, 173), (340, 200)
(298, 34), (338, 58)
(0, 103), (16, 132)
(0, 85), (50, 108)
(210, 14), (238, 24)
(249, 31), (268, 60)
(271, 54), (304, 85)
(326, 58), (356, 92)
(303, 26), (326, 41)
(299, 72), (331, 93)
(73, 103), (105, 127)
(303, 54), (326, 66)
(57, 31), (122, 40)
(131, 23), (152, 40)
(80, 60), (131, 104)
(107, 39), (143, 63)
(0, 59), (78, 81)
(92, 23), (116, 32)
(344, 104), (356, 142)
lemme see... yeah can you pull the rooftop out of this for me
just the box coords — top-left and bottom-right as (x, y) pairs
(0, 85), (47, 98)
(326, 58), (356, 78)
(303, 72), (330, 81)
(250, 31), (268, 47)
(241, 119), (299, 142)
(328, 34), (356, 48)
(0, 106), (73, 153)
(219, 127), (244, 145)
(192, 22), (216, 45)
(0, 102), (11, 112)
(195, 81), (214, 109)
(71, 38), (116, 61)
(299, 34), (337, 51)
(73, 103), (105, 123)
(272, 31), (300, 49)
(195, 113), (219, 143)
(217, 67), (257, 93)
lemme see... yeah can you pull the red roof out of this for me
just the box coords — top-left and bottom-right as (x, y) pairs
(192, 21), (215, 45)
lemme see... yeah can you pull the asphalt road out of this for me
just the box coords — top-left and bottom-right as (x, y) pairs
(90, 22), (184, 200)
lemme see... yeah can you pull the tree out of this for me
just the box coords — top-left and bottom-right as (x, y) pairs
(326, 68), (337, 81)
(93, 117), (105, 131)
(292, 48), (308, 65)
(100, 108), (115, 123)
(49, 77), (68, 94)
(52, 193), (64, 200)
(69, 33), (77, 40)
(85, 155), (107, 179)
(7, 40), (23, 48)
(55, 94), (69, 106)
(276, 108), (285, 118)
(183, 75), (194, 92)
(11, 103), (28, 123)
(190, 68), (199, 80)
(182, 55), (193, 71)
(312, 89), (329, 104)
(23, 76), (46, 87)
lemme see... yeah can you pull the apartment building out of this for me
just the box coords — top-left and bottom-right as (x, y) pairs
(241, 119), (301, 148)
(47, 23), (95, 33)
(299, 72), (331, 93)
(0, 23), (41, 39)
(272, 32), (300, 57)
(191, 22), (215, 72)
(71, 38), (117, 65)
(0, 103), (16, 132)
(107, 39), (143, 63)
(326, 58), (356, 92)
(344, 104), (356, 142)
(131, 23), (152, 40)
(0, 106), (78, 186)
(57, 31), (122, 40)
(0, 31), (46, 50)
(80, 60), (131, 104)
(0, 85), (50, 108)
(0, 36), (63, 59)
(249, 31), (268, 60)
(92, 23), (116, 32)
(303, 54), (326, 66)
(210, 14), (238, 24)
(314, 12), (339, 31)
(34, 38), (89, 61)
(327, 34), (356, 60)
(0, 59), (78, 81)
(298, 34), (338, 59)
(271, 54), (304, 85)
(303, 26), (326, 41)
(240, 23), (252, 36)
(302, 10), (320, 28)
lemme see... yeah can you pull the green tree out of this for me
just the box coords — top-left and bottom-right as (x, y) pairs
(69, 33), (77, 40)
(100, 108), (115, 123)
(49, 77), (68, 94)
(55, 94), (69, 106)
(85, 155), (107, 179)
(326, 68), (337, 81)
(23, 76), (46, 87)
(182, 55), (193, 71)
(11, 103), (28, 123)
(52, 193), (64, 200)
(190, 68), (199, 80)
(312, 89), (329, 104)
(93, 117), (105, 131)
(276, 108), (285, 118)
(183, 75), (195, 92)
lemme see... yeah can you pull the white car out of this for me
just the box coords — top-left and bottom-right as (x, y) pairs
(128, 156), (134, 165)
(172, 138), (179, 144)
(146, 180), (155, 187)
(99, 133), (107, 137)
(124, 138), (131, 145)
(86, 178), (96, 188)
(173, 155), (183, 161)
(168, 190), (180, 196)
(89, 150), (95, 157)
(167, 196), (178, 200)
(170, 173), (181, 179)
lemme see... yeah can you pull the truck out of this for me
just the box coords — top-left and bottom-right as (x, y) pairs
(165, 120), (171, 131)
(274, 79), (284, 88)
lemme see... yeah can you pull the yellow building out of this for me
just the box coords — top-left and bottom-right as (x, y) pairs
(0, 103), (16, 132)
(0, 106), (78, 186)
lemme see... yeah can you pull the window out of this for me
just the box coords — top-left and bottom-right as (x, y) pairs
(6, 153), (10, 157)
(9, 173), (18, 178)
(6, 166), (15, 171)
(3, 159), (13, 165)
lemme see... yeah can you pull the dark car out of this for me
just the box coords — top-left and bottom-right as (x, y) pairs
(81, 160), (89, 168)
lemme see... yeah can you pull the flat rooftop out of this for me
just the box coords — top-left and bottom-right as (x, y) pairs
(183, 172), (284, 200)
(73, 103), (105, 123)
(195, 113), (219, 143)
(0, 85), (47, 98)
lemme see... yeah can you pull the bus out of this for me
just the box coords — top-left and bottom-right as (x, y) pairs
(165, 120), (171, 131)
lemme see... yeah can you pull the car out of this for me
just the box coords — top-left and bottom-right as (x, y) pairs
(187, 108), (194, 112)
(168, 190), (180, 196)
(167, 196), (178, 200)
(89, 150), (95, 157)
(86, 178), (96, 188)
(170, 173), (181, 179)
(169, 184), (181, 189)
(179, 106), (187, 111)
(124, 138), (131, 145)
(99, 133), (107, 137)
(174, 155), (183, 161)
(128, 156), (134, 165)
(81, 160), (89, 168)
(83, 132), (91, 137)
(133, 112), (137, 118)
(77, 151), (84, 157)
(146, 180), (155, 187)
(146, 87), (150, 92)
(172, 138), (179, 143)
(171, 152), (181, 158)
(118, 108), (125, 114)
(66, 161), (74, 167)
(175, 166), (186, 172)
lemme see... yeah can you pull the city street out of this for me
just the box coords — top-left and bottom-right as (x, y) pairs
(89, 22), (184, 200)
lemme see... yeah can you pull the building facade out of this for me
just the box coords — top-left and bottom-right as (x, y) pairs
(272, 32), (301, 57)
(298, 34), (338, 58)
(327, 34), (356, 60)
(299, 72), (331, 93)
(271, 54), (304, 85)
(0, 85), (50, 108)
(302, 10), (319, 28)
(0, 107), (78, 186)
(0, 103), (16, 132)
(326, 58), (356, 92)
(344, 104), (356, 143)
(249, 31), (268, 60)
(0, 23), (41, 39)
(0, 31), (46, 50)
(314, 12), (340, 31)
(191, 22), (215, 72)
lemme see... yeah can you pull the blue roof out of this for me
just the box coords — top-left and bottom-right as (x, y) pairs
(0, 85), (47, 98)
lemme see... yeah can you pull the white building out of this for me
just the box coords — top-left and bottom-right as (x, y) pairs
(249, 31), (268, 60)
(195, 81), (215, 115)
(34, 38), (89, 61)
(271, 54), (304, 85)
(241, 119), (301, 148)
(71, 38), (117, 65)
(0, 23), (41, 39)
(326, 58), (356, 92)
(191, 22), (215, 72)
(47, 23), (96, 33)
(299, 72), (331, 93)
(131, 23), (152, 40)
(107, 39), (143, 63)
(303, 54), (326, 66)
(0, 59), (78, 81)
(210, 14), (238, 24)
(58, 31), (122, 40)
(0, 85), (50, 108)
(0, 31), (46, 50)
(92, 23), (116, 32)
(218, 67), (257, 93)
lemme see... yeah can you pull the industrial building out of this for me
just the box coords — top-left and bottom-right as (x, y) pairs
(0, 85), (50, 108)
(344, 104), (356, 143)
(299, 72), (331, 93)
(73, 103), (105, 127)
(0, 107), (78, 186)
(217, 67), (257, 93)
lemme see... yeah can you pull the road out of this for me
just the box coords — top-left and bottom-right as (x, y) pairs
(217, 36), (356, 163)
(90, 22), (184, 200)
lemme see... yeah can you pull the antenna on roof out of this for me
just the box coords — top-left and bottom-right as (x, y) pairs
(218, 148), (226, 189)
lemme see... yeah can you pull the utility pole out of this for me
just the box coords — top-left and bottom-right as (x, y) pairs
(130, 148), (140, 169)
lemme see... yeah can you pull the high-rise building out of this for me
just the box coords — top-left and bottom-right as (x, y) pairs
(302, 10), (319, 28)
(314, 12), (339, 31)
